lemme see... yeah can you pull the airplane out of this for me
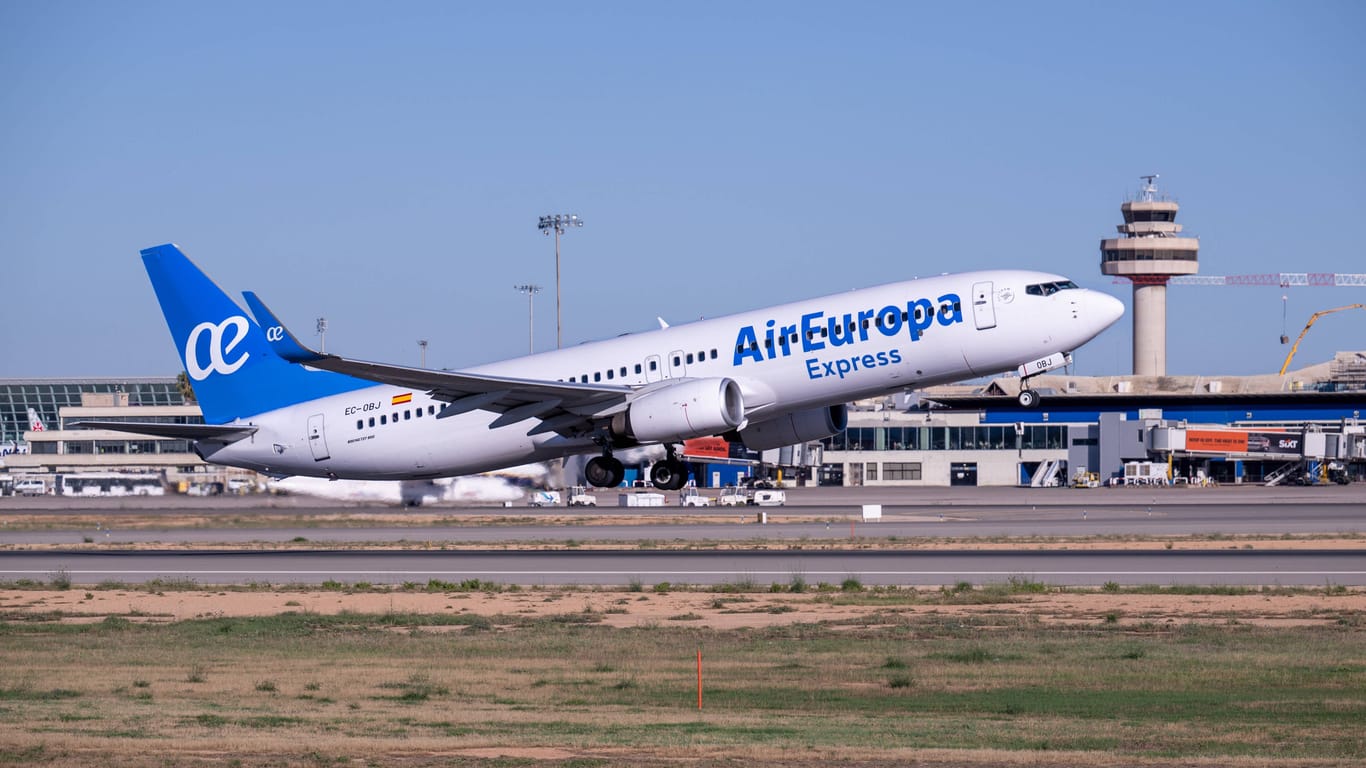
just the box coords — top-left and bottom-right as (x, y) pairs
(28, 408), (47, 432)
(76, 243), (1124, 490)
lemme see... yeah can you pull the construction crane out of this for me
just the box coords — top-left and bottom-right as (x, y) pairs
(1279, 304), (1366, 375)
(1120, 272), (1366, 286)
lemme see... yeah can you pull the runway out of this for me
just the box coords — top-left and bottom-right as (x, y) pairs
(2, 486), (1362, 587)
(3, 548), (1364, 587)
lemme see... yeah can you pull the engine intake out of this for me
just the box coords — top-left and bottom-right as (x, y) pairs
(611, 378), (745, 443)
(735, 404), (848, 451)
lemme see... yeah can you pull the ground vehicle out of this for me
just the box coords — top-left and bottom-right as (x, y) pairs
(14, 478), (46, 496)
(717, 485), (748, 506)
(751, 489), (786, 506)
(567, 486), (598, 506)
(61, 472), (166, 497)
(528, 490), (562, 506)
(678, 487), (712, 507)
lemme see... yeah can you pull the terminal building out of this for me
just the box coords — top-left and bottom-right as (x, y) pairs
(819, 352), (1366, 487)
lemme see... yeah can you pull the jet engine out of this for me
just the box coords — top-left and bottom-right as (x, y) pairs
(734, 404), (848, 451)
(611, 378), (745, 443)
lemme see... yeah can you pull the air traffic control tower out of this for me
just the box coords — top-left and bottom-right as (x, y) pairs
(1100, 175), (1199, 376)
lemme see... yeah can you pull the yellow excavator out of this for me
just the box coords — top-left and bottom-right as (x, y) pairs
(1280, 304), (1365, 375)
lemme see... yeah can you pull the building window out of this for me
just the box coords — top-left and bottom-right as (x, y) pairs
(865, 463), (878, 481)
(883, 462), (923, 481)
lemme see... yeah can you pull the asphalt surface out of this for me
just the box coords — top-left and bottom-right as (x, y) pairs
(2, 548), (1363, 587)
(1, 485), (1362, 586)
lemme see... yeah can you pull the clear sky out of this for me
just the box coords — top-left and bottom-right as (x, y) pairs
(2, 1), (1362, 379)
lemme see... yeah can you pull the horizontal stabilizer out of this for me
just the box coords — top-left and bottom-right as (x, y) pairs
(67, 421), (258, 442)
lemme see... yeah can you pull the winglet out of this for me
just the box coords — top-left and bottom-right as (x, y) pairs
(242, 291), (328, 364)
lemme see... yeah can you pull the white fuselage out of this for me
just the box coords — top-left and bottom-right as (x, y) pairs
(202, 270), (1121, 480)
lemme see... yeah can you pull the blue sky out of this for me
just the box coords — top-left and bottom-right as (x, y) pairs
(2, 1), (1362, 379)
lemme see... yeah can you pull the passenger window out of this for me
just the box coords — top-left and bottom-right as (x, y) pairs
(356, 420), (363, 430)
(404, 410), (411, 420)
(607, 369), (614, 380)
(428, 406), (436, 415)
(634, 363), (642, 374)
(710, 349), (717, 359)
(620, 366), (627, 376)
(649, 360), (658, 371)
(415, 408), (422, 418)
(673, 356), (681, 366)
(380, 415), (387, 425)
(369, 417), (376, 427)
(687, 353), (695, 364)
(594, 372), (602, 382)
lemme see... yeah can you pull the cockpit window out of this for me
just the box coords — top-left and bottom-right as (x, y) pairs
(1025, 280), (1080, 296)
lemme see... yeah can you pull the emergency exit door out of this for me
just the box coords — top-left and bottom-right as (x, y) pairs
(307, 414), (330, 462)
(971, 281), (997, 330)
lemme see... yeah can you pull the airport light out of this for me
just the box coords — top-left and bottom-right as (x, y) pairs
(537, 214), (583, 348)
(418, 339), (429, 368)
(514, 284), (543, 353)
(315, 317), (328, 354)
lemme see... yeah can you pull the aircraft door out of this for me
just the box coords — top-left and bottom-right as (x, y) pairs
(971, 281), (997, 330)
(645, 354), (663, 383)
(667, 350), (686, 379)
(307, 414), (331, 462)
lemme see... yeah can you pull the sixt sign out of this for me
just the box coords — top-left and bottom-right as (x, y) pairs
(732, 293), (964, 378)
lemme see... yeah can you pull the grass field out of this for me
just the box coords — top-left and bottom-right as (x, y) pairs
(1, 583), (1363, 767)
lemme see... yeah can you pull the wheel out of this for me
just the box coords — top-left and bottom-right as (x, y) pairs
(650, 459), (689, 491)
(1017, 388), (1039, 408)
(585, 456), (625, 488)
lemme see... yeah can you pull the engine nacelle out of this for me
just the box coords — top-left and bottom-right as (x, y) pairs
(734, 404), (848, 451)
(612, 378), (745, 443)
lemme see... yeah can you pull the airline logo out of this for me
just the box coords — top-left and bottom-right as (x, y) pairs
(391, 393), (413, 406)
(732, 293), (964, 379)
(185, 316), (251, 381)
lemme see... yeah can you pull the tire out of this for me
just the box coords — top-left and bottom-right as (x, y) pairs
(650, 459), (689, 491)
(1018, 389), (1039, 408)
(585, 456), (625, 488)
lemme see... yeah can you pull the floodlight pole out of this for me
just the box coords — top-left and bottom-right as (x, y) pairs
(514, 284), (543, 353)
(418, 339), (428, 368)
(538, 214), (583, 348)
(315, 317), (328, 354)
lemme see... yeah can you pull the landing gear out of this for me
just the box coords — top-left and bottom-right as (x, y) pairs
(1017, 388), (1040, 408)
(650, 458), (689, 491)
(585, 455), (625, 488)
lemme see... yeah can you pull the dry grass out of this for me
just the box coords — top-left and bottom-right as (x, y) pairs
(1, 585), (1363, 767)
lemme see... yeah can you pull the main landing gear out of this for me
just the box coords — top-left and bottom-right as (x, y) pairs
(649, 450), (689, 492)
(1017, 387), (1040, 408)
(584, 454), (624, 489)
(584, 447), (691, 491)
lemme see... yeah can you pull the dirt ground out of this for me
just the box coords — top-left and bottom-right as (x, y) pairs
(5, 584), (1362, 630)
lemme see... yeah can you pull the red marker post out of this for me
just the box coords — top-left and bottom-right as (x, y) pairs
(696, 648), (703, 710)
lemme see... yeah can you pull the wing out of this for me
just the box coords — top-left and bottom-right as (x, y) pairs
(66, 422), (258, 442)
(242, 291), (633, 436)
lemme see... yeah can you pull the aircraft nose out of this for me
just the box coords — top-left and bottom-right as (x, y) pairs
(1089, 290), (1125, 329)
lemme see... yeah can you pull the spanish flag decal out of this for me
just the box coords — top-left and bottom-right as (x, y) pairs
(391, 393), (413, 406)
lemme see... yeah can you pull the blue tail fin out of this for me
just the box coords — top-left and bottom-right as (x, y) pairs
(142, 244), (372, 424)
